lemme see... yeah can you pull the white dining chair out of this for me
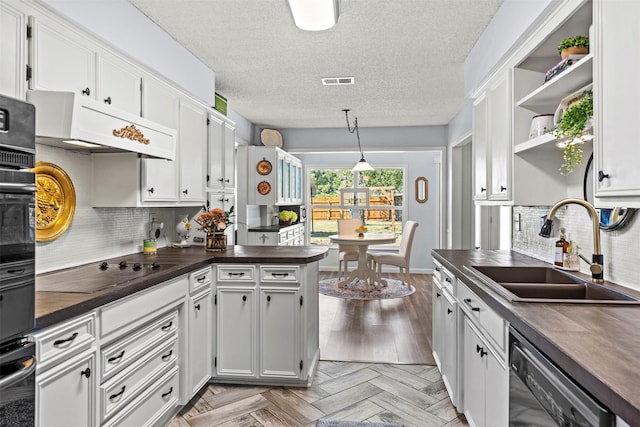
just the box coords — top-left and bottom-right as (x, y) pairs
(337, 218), (362, 278)
(368, 221), (419, 285)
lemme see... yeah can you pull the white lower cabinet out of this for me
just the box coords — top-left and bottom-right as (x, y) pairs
(462, 318), (508, 427)
(36, 347), (97, 427)
(213, 263), (319, 386)
(33, 312), (97, 427)
(187, 289), (213, 396)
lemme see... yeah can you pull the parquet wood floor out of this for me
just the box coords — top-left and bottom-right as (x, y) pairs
(168, 273), (467, 426)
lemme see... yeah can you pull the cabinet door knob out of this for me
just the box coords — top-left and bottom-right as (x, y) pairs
(194, 303), (201, 311)
(225, 179), (230, 183)
(148, 187), (154, 194)
(80, 368), (91, 378)
(104, 96), (112, 104)
(447, 308), (453, 314)
(436, 292), (441, 298)
(267, 295), (271, 302)
(218, 178), (225, 182)
(81, 87), (91, 96)
(480, 187), (486, 192)
(598, 170), (610, 182)
(182, 189), (188, 195)
(242, 295), (247, 302)
(500, 185), (507, 192)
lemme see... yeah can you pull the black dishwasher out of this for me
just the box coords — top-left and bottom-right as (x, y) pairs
(509, 327), (615, 426)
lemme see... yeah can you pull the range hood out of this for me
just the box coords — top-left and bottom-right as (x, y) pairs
(26, 90), (176, 160)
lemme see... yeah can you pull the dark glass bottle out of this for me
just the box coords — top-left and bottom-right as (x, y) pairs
(554, 228), (569, 266)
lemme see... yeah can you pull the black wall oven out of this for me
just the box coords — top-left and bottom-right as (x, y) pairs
(0, 94), (37, 427)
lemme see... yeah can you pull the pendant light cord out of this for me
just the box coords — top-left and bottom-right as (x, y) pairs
(343, 109), (365, 160)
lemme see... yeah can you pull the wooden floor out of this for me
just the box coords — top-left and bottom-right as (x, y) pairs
(168, 272), (467, 426)
(318, 272), (435, 365)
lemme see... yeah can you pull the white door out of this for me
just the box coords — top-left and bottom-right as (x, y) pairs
(96, 52), (141, 116)
(30, 17), (95, 95)
(260, 287), (300, 379)
(216, 287), (256, 378)
(188, 290), (212, 397)
(36, 349), (96, 427)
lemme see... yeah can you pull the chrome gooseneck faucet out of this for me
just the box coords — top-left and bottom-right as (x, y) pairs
(539, 198), (604, 283)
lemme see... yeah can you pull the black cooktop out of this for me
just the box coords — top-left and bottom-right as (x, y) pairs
(36, 260), (175, 294)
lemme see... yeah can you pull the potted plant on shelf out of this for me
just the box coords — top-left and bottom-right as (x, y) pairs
(558, 35), (589, 59)
(278, 210), (297, 226)
(554, 90), (593, 175)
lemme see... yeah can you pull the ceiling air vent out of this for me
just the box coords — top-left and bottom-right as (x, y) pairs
(321, 77), (355, 86)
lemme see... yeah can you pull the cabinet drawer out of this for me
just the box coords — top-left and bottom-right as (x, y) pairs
(217, 265), (255, 282)
(189, 266), (212, 294)
(33, 312), (96, 371)
(102, 366), (179, 427)
(100, 275), (187, 339)
(458, 279), (506, 354)
(260, 265), (300, 283)
(433, 258), (443, 282)
(278, 232), (288, 244)
(101, 336), (178, 423)
(101, 310), (178, 380)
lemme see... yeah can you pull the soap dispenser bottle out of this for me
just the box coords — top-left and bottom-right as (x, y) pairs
(554, 228), (569, 266)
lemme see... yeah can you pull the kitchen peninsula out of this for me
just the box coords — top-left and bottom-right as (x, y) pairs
(34, 245), (327, 427)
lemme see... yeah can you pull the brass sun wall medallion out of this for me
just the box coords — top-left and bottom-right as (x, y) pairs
(32, 162), (76, 242)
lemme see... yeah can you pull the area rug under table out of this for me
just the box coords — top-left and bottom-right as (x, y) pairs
(318, 277), (415, 300)
(316, 420), (404, 427)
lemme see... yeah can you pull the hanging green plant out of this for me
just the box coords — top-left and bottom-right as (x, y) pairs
(554, 90), (593, 175)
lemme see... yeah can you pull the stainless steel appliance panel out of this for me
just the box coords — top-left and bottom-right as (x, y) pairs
(0, 341), (36, 427)
(0, 94), (35, 169)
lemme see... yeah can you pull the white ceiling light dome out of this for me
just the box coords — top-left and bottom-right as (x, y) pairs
(288, 0), (339, 31)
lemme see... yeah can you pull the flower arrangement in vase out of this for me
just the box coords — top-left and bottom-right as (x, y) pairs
(355, 224), (368, 238)
(196, 206), (234, 250)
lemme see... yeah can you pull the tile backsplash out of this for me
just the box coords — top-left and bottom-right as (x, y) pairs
(35, 145), (200, 273)
(513, 205), (640, 291)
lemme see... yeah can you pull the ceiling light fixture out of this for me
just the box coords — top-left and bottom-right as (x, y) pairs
(343, 109), (374, 172)
(287, 0), (339, 31)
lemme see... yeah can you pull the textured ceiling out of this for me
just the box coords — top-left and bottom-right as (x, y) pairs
(129, 0), (504, 128)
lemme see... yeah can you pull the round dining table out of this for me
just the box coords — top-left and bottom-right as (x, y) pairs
(329, 232), (397, 291)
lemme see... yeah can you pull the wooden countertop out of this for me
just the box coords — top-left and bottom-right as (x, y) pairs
(432, 249), (640, 423)
(35, 245), (327, 331)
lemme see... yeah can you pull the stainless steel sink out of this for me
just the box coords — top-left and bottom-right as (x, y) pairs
(465, 265), (640, 304)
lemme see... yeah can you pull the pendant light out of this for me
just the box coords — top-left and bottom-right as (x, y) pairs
(287, 0), (339, 31)
(343, 109), (374, 172)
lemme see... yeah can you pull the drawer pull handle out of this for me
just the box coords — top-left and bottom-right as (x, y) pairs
(109, 386), (126, 402)
(447, 308), (453, 314)
(463, 298), (472, 304)
(108, 350), (125, 363)
(161, 387), (174, 398)
(196, 275), (207, 283)
(228, 272), (245, 277)
(471, 307), (480, 312)
(271, 272), (289, 278)
(242, 295), (247, 302)
(435, 267), (440, 272)
(445, 278), (452, 283)
(194, 303), (201, 311)
(81, 368), (91, 379)
(161, 322), (173, 331)
(161, 350), (173, 361)
(53, 332), (78, 347)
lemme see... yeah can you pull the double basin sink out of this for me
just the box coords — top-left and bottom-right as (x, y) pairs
(465, 265), (640, 304)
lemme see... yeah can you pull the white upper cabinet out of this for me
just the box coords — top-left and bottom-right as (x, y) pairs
(96, 51), (141, 116)
(593, 0), (640, 207)
(30, 15), (95, 96)
(0, 2), (27, 99)
(178, 97), (207, 203)
(487, 72), (512, 201)
(472, 92), (489, 201)
(207, 113), (236, 192)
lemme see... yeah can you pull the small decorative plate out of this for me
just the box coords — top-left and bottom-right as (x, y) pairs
(257, 181), (271, 195)
(256, 159), (272, 175)
(32, 161), (76, 242)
